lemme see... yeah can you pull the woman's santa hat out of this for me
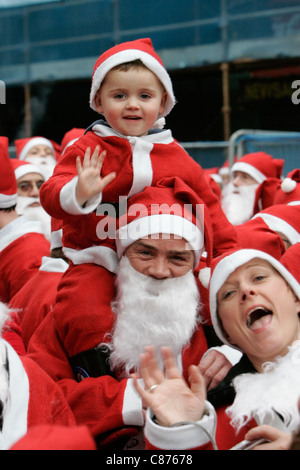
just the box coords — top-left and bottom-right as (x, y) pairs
(0, 137), (18, 209)
(89, 38), (175, 118)
(235, 216), (285, 259)
(231, 152), (284, 183)
(273, 168), (300, 206)
(115, 176), (213, 269)
(208, 249), (300, 349)
(10, 159), (46, 181)
(14, 137), (57, 161)
(252, 204), (300, 246)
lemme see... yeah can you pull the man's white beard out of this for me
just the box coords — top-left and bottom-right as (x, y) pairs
(221, 182), (258, 225)
(16, 196), (51, 241)
(25, 156), (56, 180)
(107, 256), (201, 377)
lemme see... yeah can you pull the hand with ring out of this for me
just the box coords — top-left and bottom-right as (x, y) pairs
(131, 345), (206, 427)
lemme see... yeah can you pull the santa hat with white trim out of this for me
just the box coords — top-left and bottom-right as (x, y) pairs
(252, 204), (300, 246)
(280, 243), (300, 284)
(273, 169), (300, 206)
(115, 176), (213, 269)
(209, 248), (300, 349)
(0, 137), (18, 209)
(14, 137), (56, 161)
(231, 152), (284, 183)
(10, 159), (46, 181)
(89, 38), (175, 118)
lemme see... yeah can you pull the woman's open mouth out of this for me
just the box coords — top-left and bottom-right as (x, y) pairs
(246, 306), (273, 332)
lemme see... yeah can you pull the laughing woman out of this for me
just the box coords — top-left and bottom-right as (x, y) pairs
(133, 249), (300, 450)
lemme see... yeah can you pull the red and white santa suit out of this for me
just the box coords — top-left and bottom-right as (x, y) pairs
(0, 303), (75, 450)
(0, 138), (50, 303)
(9, 218), (68, 350)
(28, 178), (239, 449)
(0, 216), (50, 303)
(143, 249), (300, 450)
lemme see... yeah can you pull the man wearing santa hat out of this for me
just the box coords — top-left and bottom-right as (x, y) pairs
(221, 152), (284, 225)
(0, 137), (50, 303)
(14, 136), (60, 180)
(10, 159), (51, 241)
(27, 177), (240, 450)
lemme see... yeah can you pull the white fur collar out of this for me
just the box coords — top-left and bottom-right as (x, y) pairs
(227, 341), (300, 433)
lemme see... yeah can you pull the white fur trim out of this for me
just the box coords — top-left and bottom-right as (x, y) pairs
(281, 178), (297, 193)
(253, 213), (300, 245)
(122, 378), (144, 427)
(209, 249), (300, 348)
(63, 245), (119, 273)
(0, 192), (18, 209)
(14, 163), (45, 180)
(198, 267), (211, 288)
(59, 176), (102, 215)
(144, 401), (216, 450)
(39, 256), (68, 273)
(50, 228), (62, 250)
(227, 340), (300, 433)
(0, 342), (29, 449)
(89, 49), (175, 117)
(231, 161), (266, 183)
(288, 201), (300, 206)
(116, 213), (204, 266)
(18, 137), (54, 161)
(126, 136), (154, 198)
(0, 216), (44, 252)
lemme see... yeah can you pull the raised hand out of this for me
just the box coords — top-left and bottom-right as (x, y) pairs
(132, 346), (206, 426)
(75, 145), (116, 206)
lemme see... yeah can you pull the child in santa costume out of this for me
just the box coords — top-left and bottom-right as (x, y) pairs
(27, 177), (240, 450)
(134, 248), (300, 450)
(0, 138), (50, 303)
(35, 39), (238, 398)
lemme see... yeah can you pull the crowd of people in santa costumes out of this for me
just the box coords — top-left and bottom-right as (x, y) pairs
(0, 36), (299, 450)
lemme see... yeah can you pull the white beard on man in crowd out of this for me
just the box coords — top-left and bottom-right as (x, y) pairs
(221, 181), (259, 226)
(105, 255), (201, 377)
(25, 156), (56, 181)
(16, 196), (51, 241)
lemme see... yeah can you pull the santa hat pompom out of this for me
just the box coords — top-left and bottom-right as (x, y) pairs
(281, 178), (297, 193)
(198, 267), (211, 288)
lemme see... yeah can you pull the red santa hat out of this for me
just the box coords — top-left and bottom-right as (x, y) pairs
(280, 243), (300, 284)
(252, 204), (300, 246)
(60, 128), (85, 157)
(208, 248), (300, 349)
(0, 137), (18, 209)
(231, 152), (284, 183)
(273, 169), (300, 206)
(10, 159), (46, 181)
(235, 217), (285, 259)
(14, 137), (56, 161)
(116, 176), (213, 269)
(89, 38), (175, 118)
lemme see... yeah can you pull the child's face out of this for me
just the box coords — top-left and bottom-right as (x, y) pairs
(95, 66), (167, 137)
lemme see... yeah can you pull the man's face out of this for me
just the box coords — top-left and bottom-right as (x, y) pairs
(124, 234), (195, 279)
(17, 172), (44, 200)
(232, 171), (258, 187)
